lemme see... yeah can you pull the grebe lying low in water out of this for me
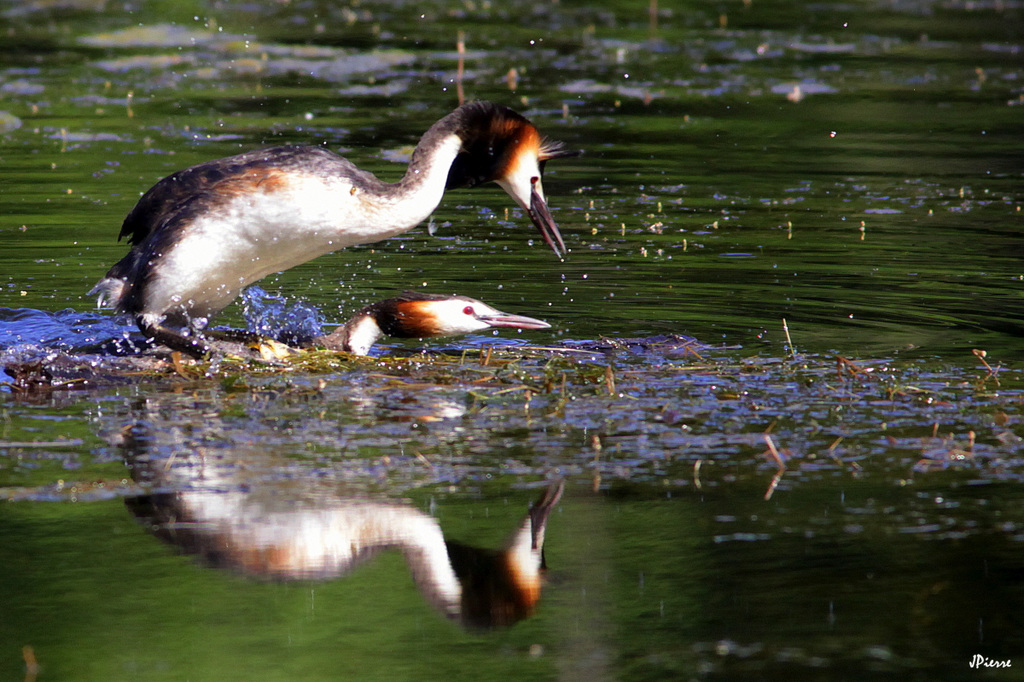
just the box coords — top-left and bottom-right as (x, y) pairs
(91, 101), (575, 358)
(315, 291), (551, 355)
(0, 292), (551, 392)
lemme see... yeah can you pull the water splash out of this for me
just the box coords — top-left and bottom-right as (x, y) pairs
(241, 286), (324, 345)
(0, 307), (144, 355)
(0, 288), (325, 359)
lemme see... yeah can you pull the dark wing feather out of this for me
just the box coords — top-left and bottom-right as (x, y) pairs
(117, 145), (347, 245)
(105, 145), (361, 317)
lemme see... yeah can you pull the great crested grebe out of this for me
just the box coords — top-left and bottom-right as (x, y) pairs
(126, 431), (565, 627)
(316, 291), (550, 355)
(91, 101), (575, 358)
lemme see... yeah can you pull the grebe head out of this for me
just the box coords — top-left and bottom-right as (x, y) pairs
(445, 102), (578, 259)
(382, 293), (551, 337)
(320, 291), (550, 355)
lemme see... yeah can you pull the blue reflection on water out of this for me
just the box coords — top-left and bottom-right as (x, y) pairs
(0, 306), (137, 352)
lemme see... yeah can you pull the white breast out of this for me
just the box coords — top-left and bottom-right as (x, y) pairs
(139, 134), (463, 325)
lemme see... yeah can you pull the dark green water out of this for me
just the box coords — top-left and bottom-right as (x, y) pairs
(2, 0), (1023, 680)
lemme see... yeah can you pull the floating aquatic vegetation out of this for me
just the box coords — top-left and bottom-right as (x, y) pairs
(79, 24), (240, 49)
(82, 24), (417, 87)
(0, 80), (45, 95)
(0, 110), (22, 132)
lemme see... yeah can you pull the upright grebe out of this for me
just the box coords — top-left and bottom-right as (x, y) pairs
(317, 291), (550, 355)
(91, 101), (575, 358)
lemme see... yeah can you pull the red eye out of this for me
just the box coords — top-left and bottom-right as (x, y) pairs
(463, 306), (475, 316)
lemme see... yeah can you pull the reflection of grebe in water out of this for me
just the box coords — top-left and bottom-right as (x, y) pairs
(125, 448), (563, 629)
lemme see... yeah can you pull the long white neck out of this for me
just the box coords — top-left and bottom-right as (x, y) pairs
(316, 312), (383, 355)
(363, 100), (521, 232)
(360, 133), (464, 233)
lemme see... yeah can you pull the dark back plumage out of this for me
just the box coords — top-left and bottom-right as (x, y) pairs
(108, 146), (366, 317)
(118, 145), (361, 246)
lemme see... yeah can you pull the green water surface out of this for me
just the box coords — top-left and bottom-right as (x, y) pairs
(1, 0), (1023, 680)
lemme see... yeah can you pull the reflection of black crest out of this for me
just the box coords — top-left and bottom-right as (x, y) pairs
(446, 541), (531, 629)
(447, 479), (564, 629)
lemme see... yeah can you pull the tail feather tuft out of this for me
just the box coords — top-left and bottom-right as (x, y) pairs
(89, 277), (126, 310)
